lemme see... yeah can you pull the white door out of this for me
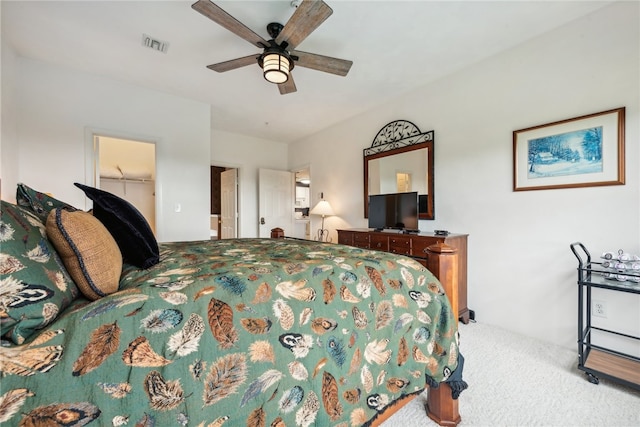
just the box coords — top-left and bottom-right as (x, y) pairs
(220, 169), (238, 239)
(258, 168), (294, 238)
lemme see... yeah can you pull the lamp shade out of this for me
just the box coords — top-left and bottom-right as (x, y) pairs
(310, 200), (335, 217)
(262, 52), (290, 84)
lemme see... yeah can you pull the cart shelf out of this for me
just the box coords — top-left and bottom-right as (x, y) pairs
(570, 242), (640, 391)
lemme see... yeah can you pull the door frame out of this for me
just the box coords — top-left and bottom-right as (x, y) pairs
(211, 162), (242, 238)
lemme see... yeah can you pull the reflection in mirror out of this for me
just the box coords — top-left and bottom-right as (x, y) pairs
(396, 172), (411, 192)
(368, 150), (427, 195)
(363, 121), (434, 220)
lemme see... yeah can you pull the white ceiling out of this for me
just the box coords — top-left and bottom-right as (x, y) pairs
(2, 0), (612, 143)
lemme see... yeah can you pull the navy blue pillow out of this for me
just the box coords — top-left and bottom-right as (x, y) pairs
(74, 183), (159, 269)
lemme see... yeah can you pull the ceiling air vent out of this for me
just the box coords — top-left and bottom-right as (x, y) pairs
(142, 34), (169, 53)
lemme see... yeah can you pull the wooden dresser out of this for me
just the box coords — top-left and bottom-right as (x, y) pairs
(337, 228), (470, 324)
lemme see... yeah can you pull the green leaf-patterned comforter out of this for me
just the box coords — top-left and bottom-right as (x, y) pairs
(1, 238), (460, 426)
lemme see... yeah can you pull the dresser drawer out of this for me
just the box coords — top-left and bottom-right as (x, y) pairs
(370, 235), (389, 251)
(353, 232), (370, 248)
(337, 234), (353, 245)
(411, 236), (441, 259)
(389, 235), (412, 256)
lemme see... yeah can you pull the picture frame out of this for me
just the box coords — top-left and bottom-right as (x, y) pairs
(513, 107), (625, 191)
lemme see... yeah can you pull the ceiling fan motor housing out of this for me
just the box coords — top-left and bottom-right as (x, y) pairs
(266, 22), (284, 39)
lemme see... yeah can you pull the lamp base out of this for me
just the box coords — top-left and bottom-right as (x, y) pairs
(316, 228), (330, 242)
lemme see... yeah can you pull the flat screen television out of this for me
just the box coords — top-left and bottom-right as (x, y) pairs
(368, 191), (419, 232)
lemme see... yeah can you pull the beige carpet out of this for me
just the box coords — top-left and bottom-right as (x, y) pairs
(383, 321), (640, 426)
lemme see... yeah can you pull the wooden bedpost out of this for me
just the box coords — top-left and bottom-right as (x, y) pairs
(424, 242), (461, 427)
(426, 243), (459, 321)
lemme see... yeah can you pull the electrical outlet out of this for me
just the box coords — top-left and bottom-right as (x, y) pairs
(593, 300), (607, 318)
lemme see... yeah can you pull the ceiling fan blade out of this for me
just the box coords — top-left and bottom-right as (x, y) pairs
(278, 75), (297, 95)
(192, 0), (269, 48)
(291, 50), (352, 76)
(276, 0), (333, 50)
(207, 54), (260, 72)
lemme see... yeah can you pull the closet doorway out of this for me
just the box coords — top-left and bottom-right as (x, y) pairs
(94, 135), (157, 234)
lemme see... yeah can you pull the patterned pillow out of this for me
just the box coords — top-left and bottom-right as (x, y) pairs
(46, 208), (122, 301)
(74, 183), (159, 269)
(0, 200), (79, 344)
(16, 182), (76, 223)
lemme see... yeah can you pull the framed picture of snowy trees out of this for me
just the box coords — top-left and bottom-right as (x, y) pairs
(513, 107), (625, 191)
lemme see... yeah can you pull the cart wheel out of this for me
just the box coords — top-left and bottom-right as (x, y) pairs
(586, 373), (600, 385)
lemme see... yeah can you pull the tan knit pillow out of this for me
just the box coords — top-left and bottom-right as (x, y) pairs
(46, 208), (123, 300)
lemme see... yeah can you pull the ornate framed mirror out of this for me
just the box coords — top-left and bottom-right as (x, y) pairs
(363, 120), (434, 220)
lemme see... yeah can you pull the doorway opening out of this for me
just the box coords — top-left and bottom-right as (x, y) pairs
(210, 165), (238, 239)
(293, 167), (311, 240)
(93, 135), (157, 234)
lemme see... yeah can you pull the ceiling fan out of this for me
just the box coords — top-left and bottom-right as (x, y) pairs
(191, 0), (353, 95)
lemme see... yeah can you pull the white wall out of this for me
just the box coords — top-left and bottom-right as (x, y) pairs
(0, 24), (19, 201)
(289, 2), (640, 351)
(211, 129), (289, 238)
(2, 51), (290, 242)
(6, 56), (211, 243)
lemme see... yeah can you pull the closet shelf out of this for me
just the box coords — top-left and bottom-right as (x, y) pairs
(100, 177), (154, 183)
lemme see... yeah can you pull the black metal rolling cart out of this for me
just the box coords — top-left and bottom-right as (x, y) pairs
(570, 242), (640, 390)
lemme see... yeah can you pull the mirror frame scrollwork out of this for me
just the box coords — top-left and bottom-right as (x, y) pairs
(363, 120), (435, 220)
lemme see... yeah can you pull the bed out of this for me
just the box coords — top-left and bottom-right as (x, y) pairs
(1, 183), (465, 426)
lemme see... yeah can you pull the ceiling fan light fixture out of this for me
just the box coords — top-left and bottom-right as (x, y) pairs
(262, 52), (290, 84)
